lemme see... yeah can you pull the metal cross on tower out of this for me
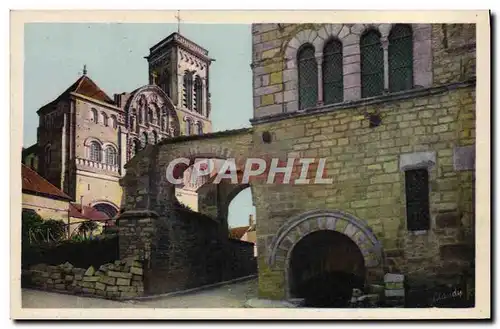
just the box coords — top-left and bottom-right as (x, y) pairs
(175, 10), (181, 33)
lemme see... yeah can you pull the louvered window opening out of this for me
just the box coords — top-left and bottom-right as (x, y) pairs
(405, 169), (431, 231)
(298, 45), (318, 110)
(389, 24), (414, 92)
(322, 39), (344, 105)
(361, 30), (384, 98)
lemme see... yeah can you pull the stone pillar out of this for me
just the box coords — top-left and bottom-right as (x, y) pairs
(315, 54), (323, 106)
(382, 36), (390, 91)
(118, 210), (157, 262)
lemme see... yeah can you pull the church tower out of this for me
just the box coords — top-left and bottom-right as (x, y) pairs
(145, 32), (214, 135)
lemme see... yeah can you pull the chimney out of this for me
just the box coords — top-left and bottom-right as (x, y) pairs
(249, 214), (254, 227)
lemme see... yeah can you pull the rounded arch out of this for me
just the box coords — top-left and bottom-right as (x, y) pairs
(83, 137), (103, 147)
(91, 201), (119, 218)
(267, 209), (383, 269)
(267, 209), (384, 299)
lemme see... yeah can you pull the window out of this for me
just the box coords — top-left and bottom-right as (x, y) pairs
(105, 147), (117, 166)
(90, 142), (102, 162)
(185, 120), (192, 135)
(152, 130), (158, 144)
(162, 117), (167, 132)
(159, 70), (170, 97)
(361, 30), (384, 98)
(91, 108), (98, 123)
(197, 123), (203, 135)
(183, 71), (194, 110)
(102, 112), (109, 126)
(141, 131), (148, 147)
(297, 44), (318, 110)
(30, 157), (35, 169)
(110, 115), (118, 129)
(404, 168), (431, 231)
(44, 145), (51, 166)
(389, 24), (413, 92)
(133, 139), (141, 155)
(322, 39), (344, 105)
(194, 76), (203, 114)
(156, 108), (161, 125)
(147, 109), (153, 124)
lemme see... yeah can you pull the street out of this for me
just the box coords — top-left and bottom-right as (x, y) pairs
(22, 277), (258, 308)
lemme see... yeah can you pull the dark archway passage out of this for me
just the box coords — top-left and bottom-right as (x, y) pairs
(289, 230), (366, 307)
(92, 203), (118, 218)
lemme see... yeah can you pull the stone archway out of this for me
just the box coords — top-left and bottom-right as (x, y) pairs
(91, 201), (119, 218)
(267, 209), (384, 301)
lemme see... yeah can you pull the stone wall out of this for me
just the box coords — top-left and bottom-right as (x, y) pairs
(249, 22), (476, 300)
(24, 257), (144, 299)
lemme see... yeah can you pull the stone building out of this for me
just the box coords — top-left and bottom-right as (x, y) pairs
(118, 23), (476, 305)
(22, 32), (215, 218)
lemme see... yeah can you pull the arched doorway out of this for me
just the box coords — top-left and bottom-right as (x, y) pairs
(267, 209), (384, 305)
(289, 230), (365, 307)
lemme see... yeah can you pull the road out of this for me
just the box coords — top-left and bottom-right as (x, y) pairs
(22, 277), (258, 308)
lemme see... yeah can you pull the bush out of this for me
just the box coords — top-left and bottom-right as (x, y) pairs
(21, 236), (119, 269)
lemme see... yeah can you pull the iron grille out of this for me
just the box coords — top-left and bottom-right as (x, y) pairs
(389, 24), (414, 92)
(404, 169), (431, 231)
(298, 45), (318, 110)
(322, 39), (343, 105)
(183, 72), (193, 110)
(361, 30), (384, 98)
(194, 77), (203, 114)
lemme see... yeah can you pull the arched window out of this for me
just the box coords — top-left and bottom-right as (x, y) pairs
(91, 108), (98, 123)
(152, 130), (158, 144)
(185, 119), (192, 135)
(194, 76), (203, 114)
(110, 115), (118, 129)
(129, 116), (135, 132)
(183, 71), (194, 110)
(360, 29), (384, 98)
(141, 131), (148, 147)
(133, 139), (141, 155)
(159, 70), (170, 97)
(148, 109), (154, 124)
(389, 24), (413, 92)
(44, 145), (51, 166)
(197, 122), (203, 135)
(297, 44), (318, 110)
(105, 146), (117, 166)
(156, 108), (161, 125)
(102, 112), (109, 127)
(90, 142), (102, 162)
(322, 39), (344, 105)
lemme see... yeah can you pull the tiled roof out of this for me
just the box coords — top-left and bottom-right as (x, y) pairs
(21, 164), (72, 200)
(38, 74), (114, 113)
(69, 203), (110, 221)
(229, 226), (250, 240)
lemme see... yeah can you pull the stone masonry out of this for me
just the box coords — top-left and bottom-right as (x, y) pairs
(117, 23), (476, 303)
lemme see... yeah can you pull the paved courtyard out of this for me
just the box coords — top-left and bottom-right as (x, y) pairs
(22, 277), (258, 308)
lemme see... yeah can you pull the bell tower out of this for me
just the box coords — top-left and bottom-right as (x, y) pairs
(145, 32), (214, 126)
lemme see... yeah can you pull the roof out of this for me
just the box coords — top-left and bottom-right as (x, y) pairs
(21, 164), (72, 201)
(229, 226), (251, 240)
(157, 127), (252, 146)
(69, 203), (110, 221)
(22, 143), (38, 157)
(38, 74), (114, 113)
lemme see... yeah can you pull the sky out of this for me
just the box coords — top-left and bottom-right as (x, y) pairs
(23, 23), (255, 228)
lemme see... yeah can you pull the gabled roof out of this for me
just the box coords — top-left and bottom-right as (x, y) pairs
(229, 226), (251, 240)
(38, 74), (114, 114)
(69, 203), (110, 221)
(21, 164), (72, 201)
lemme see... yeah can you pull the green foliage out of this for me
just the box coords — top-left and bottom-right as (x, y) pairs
(21, 209), (43, 243)
(41, 219), (66, 240)
(77, 221), (99, 238)
(21, 209), (66, 244)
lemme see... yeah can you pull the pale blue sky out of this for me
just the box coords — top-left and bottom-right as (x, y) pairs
(24, 23), (255, 228)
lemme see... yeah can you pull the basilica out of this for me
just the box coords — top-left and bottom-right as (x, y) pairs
(22, 31), (214, 219)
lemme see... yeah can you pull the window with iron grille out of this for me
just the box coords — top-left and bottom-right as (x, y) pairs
(361, 30), (384, 98)
(389, 24), (413, 92)
(194, 76), (203, 114)
(404, 168), (431, 231)
(90, 142), (102, 162)
(297, 44), (318, 110)
(183, 71), (194, 110)
(322, 39), (344, 105)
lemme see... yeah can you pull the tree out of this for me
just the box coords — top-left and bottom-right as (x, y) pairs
(77, 221), (99, 239)
(22, 209), (43, 244)
(40, 219), (67, 241)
